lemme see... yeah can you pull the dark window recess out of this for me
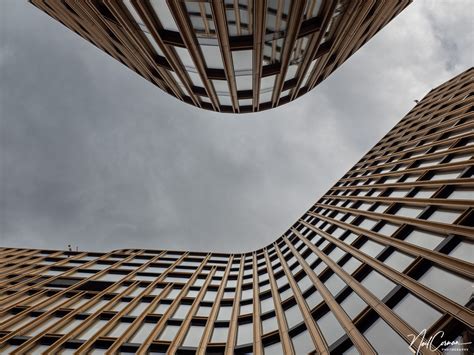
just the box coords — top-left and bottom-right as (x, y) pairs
(46, 278), (80, 289)
(75, 280), (115, 292)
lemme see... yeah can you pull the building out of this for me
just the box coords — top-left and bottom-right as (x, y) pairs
(0, 68), (472, 354)
(30, 0), (410, 114)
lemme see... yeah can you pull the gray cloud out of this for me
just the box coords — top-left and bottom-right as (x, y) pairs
(0, 0), (472, 252)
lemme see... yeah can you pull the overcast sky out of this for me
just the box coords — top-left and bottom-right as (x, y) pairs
(0, 1), (472, 253)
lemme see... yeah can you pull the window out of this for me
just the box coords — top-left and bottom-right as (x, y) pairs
(403, 229), (444, 250)
(182, 325), (205, 347)
(392, 293), (442, 332)
(383, 251), (414, 272)
(264, 341), (284, 355)
(78, 319), (108, 340)
(211, 326), (228, 343)
(394, 206), (423, 218)
(360, 270), (397, 300)
(317, 311), (345, 346)
(291, 329), (315, 354)
(159, 324), (180, 341)
(341, 257), (362, 274)
(237, 322), (253, 345)
(284, 304), (302, 329)
(426, 208), (460, 224)
(262, 316), (278, 334)
(419, 266), (471, 306)
(448, 241), (474, 263)
(172, 304), (191, 319)
(340, 291), (368, 319)
(363, 317), (408, 354)
(108, 321), (132, 338)
(359, 240), (385, 257)
(325, 273), (346, 296)
(217, 306), (232, 320)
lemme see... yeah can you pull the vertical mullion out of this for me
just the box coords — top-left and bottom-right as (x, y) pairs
(211, 1), (240, 113)
(271, 1), (306, 107)
(275, 246), (330, 354)
(252, 252), (264, 355)
(252, 0), (266, 111)
(263, 248), (295, 354)
(166, 0), (221, 111)
(198, 255), (234, 354)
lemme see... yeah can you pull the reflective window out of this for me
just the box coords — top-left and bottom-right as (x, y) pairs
(377, 223), (399, 236)
(363, 317), (408, 354)
(129, 302), (150, 317)
(153, 302), (170, 315)
(340, 291), (368, 319)
(383, 251), (414, 272)
(317, 311), (345, 346)
(196, 305), (211, 317)
(108, 321), (131, 338)
(419, 266), (471, 306)
(291, 329), (315, 354)
(264, 341), (284, 355)
(217, 306), (232, 320)
(237, 322), (253, 345)
(284, 304), (302, 329)
(448, 241), (474, 263)
(159, 324), (180, 341)
(262, 316), (278, 334)
(392, 293), (442, 332)
(182, 325), (205, 347)
(172, 304), (191, 319)
(260, 297), (274, 313)
(341, 257), (362, 274)
(359, 240), (385, 257)
(150, 0), (179, 31)
(361, 270), (397, 300)
(426, 209), (460, 224)
(26, 316), (60, 336)
(78, 319), (107, 340)
(358, 218), (377, 229)
(447, 188), (474, 200)
(394, 206), (423, 218)
(325, 273), (346, 296)
(404, 229), (444, 250)
(305, 289), (323, 309)
(211, 326), (228, 343)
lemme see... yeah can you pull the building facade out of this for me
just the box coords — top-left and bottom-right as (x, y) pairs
(30, 0), (410, 114)
(0, 69), (472, 354)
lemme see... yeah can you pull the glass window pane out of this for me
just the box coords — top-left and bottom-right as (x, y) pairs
(182, 325), (205, 347)
(383, 251), (414, 272)
(159, 324), (180, 341)
(340, 291), (368, 319)
(291, 329), (315, 354)
(364, 317), (408, 354)
(392, 293), (442, 332)
(237, 322), (253, 345)
(404, 229), (444, 250)
(317, 311), (345, 346)
(419, 266), (471, 306)
(361, 270), (397, 300)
